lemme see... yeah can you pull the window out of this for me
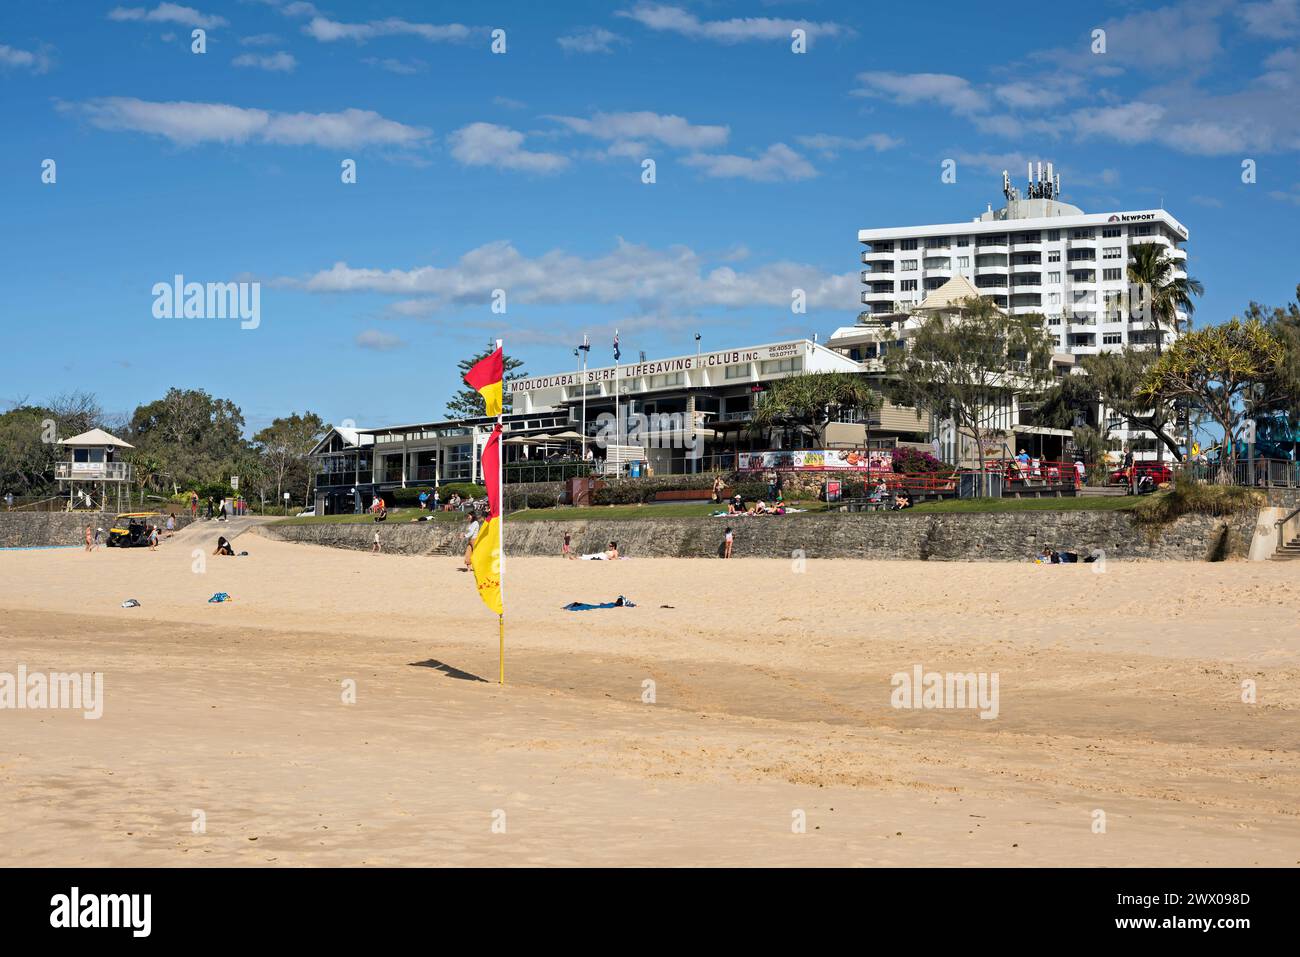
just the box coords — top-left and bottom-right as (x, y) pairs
(956, 237), (970, 247)
(1047, 314), (1061, 324)
(900, 259), (918, 271)
(1068, 249), (1095, 261)
(1102, 226), (1121, 238)
(760, 357), (802, 375)
(924, 237), (948, 248)
(900, 279), (918, 291)
(1047, 230), (1060, 241)
(1102, 333), (1122, 345)
(1047, 271), (1061, 283)
(900, 238), (918, 250)
(1048, 292), (1061, 306)
(724, 364), (749, 380)
(1071, 228), (1094, 239)
(1047, 250), (1061, 262)
(1102, 246), (1122, 260)
(651, 372), (684, 388)
(1103, 268), (1122, 281)
(956, 256), (970, 268)
(1133, 225), (1154, 236)
(872, 241), (894, 252)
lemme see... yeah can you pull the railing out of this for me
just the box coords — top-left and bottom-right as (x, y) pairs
(1276, 506), (1300, 551)
(504, 461), (594, 484)
(55, 462), (132, 481)
(1183, 457), (1299, 489)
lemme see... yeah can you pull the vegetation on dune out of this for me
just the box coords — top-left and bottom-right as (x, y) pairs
(1132, 478), (1265, 526)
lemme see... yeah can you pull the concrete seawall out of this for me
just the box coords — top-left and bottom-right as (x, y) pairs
(257, 509), (1261, 562)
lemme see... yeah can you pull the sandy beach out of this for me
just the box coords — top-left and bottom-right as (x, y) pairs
(2, 526), (1298, 867)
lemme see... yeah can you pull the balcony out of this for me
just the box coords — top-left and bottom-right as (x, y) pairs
(55, 461), (132, 482)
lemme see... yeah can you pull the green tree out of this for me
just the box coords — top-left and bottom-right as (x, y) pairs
(1126, 242), (1204, 349)
(127, 388), (249, 489)
(1242, 282), (1300, 426)
(748, 372), (881, 448)
(1137, 319), (1287, 478)
(884, 296), (1056, 468)
(1079, 349), (1183, 460)
(252, 412), (327, 507)
(446, 342), (527, 420)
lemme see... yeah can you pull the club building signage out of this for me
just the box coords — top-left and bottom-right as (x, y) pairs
(738, 449), (894, 471)
(507, 339), (860, 415)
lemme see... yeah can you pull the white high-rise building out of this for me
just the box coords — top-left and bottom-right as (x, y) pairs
(858, 163), (1190, 356)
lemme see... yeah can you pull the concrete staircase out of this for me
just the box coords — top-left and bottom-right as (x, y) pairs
(1271, 534), (1300, 561)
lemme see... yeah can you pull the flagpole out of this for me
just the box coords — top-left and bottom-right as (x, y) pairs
(496, 337), (505, 685)
(614, 329), (620, 471)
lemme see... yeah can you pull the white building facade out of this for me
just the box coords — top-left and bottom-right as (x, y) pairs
(858, 165), (1190, 356)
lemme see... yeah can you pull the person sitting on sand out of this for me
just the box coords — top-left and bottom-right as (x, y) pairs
(891, 492), (911, 510)
(605, 541), (620, 560)
(214, 536), (234, 556)
(749, 499), (770, 515)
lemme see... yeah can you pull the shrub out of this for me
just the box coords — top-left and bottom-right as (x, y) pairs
(891, 447), (946, 474)
(1133, 476), (1265, 526)
(440, 483), (486, 500)
(591, 473), (728, 505)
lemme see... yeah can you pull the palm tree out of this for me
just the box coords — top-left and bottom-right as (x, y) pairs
(748, 372), (881, 448)
(1126, 242), (1203, 350)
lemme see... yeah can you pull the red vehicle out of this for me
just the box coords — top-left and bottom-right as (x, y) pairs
(1109, 462), (1172, 486)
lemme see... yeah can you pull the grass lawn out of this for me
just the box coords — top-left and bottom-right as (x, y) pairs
(270, 507), (462, 526)
(506, 500), (831, 521)
(908, 495), (1143, 514)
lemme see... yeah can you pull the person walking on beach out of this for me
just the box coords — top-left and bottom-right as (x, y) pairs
(372, 530), (381, 554)
(712, 474), (725, 504)
(461, 511), (480, 571)
(148, 525), (159, 551)
(190, 491), (199, 518)
(723, 526), (733, 559)
(562, 531), (575, 560)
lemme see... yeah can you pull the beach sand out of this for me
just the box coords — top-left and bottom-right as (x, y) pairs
(2, 528), (1298, 867)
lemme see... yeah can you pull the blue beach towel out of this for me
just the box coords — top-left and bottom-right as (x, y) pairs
(563, 596), (636, 611)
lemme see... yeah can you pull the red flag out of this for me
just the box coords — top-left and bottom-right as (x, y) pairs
(464, 348), (504, 417)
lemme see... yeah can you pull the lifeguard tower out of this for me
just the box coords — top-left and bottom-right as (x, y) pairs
(55, 428), (134, 512)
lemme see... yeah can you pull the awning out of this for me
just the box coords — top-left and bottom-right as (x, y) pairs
(1014, 425), (1074, 437)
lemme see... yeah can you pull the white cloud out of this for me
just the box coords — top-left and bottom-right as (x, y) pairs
(448, 123), (569, 173)
(66, 97), (430, 149)
(240, 33), (281, 46)
(356, 329), (407, 351)
(284, 239), (859, 315)
(246, 0), (320, 17)
(616, 2), (851, 44)
(0, 43), (52, 74)
(546, 111), (729, 156)
(303, 16), (471, 43)
(1239, 0), (1300, 38)
(108, 3), (227, 29)
(232, 51), (297, 72)
(558, 27), (626, 53)
(852, 71), (988, 114)
(681, 143), (816, 182)
(796, 132), (902, 157)
(1070, 102), (1167, 144)
(363, 57), (427, 75)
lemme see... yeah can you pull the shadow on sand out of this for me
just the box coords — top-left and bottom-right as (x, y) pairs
(409, 659), (489, 682)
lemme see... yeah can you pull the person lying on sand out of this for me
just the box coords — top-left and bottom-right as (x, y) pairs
(581, 541), (621, 561)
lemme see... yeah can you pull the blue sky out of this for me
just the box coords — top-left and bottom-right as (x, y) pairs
(3, 0), (1299, 432)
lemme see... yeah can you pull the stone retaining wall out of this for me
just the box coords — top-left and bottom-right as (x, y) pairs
(258, 509), (1259, 562)
(0, 512), (195, 548)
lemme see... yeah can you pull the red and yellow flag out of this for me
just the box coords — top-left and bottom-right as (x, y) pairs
(464, 347), (504, 417)
(469, 423), (503, 614)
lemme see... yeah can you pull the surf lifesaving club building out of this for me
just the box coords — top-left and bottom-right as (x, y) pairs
(306, 336), (944, 512)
